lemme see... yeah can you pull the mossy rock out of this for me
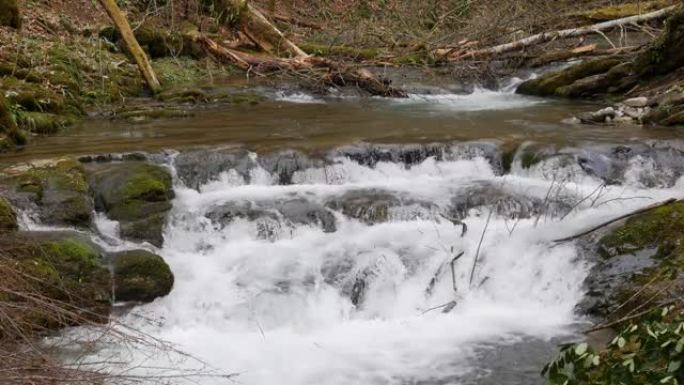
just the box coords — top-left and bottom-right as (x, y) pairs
(0, 0), (21, 29)
(87, 162), (174, 246)
(0, 195), (18, 231)
(633, 10), (684, 77)
(111, 250), (174, 302)
(588, 200), (684, 319)
(0, 93), (26, 151)
(599, 201), (684, 260)
(0, 157), (93, 227)
(516, 57), (622, 97)
(0, 231), (112, 330)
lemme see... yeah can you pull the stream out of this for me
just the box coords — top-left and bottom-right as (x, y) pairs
(15, 81), (684, 384)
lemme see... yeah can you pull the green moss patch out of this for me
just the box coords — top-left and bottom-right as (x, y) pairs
(112, 250), (174, 302)
(0, 196), (18, 231)
(0, 0), (21, 29)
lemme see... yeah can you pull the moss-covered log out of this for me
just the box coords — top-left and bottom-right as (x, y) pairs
(98, 0), (161, 93)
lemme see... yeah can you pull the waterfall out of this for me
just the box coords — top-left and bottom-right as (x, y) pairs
(58, 140), (684, 385)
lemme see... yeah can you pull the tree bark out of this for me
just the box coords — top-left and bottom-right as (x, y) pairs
(98, 0), (161, 93)
(450, 5), (679, 61)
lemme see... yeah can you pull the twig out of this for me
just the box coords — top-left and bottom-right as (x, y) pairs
(469, 208), (493, 288)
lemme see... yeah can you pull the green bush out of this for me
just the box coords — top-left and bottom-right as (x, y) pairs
(544, 307), (684, 385)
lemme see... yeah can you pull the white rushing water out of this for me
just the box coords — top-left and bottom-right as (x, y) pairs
(62, 141), (684, 385)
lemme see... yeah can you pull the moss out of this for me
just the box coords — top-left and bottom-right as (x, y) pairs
(599, 201), (684, 259)
(1, 158), (92, 227)
(0, 232), (113, 329)
(88, 163), (174, 246)
(152, 57), (236, 87)
(16, 111), (79, 134)
(112, 250), (174, 302)
(0, 196), (18, 231)
(1, 76), (67, 114)
(633, 10), (684, 78)
(516, 57), (622, 97)
(0, 0), (21, 29)
(597, 201), (684, 320)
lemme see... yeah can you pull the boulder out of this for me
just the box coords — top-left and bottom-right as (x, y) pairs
(111, 250), (174, 303)
(578, 200), (684, 319)
(0, 231), (112, 328)
(326, 189), (437, 224)
(0, 195), (17, 231)
(623, 97), (649, 108)
(207, 198), (337, 235)
(87, 162), (174, 247)
(0, 157), (93, 227)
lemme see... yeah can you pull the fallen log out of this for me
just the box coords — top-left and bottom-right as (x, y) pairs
(98, 0), (161, 93)
(225, 0), (307, 58)
(186, 30), (407, 97)
(450, 5), (679, 61)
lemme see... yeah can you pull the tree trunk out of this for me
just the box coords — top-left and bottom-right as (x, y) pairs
(98, 0), (162, 94)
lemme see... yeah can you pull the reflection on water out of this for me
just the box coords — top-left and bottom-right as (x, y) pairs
(1, 88), (681, 163)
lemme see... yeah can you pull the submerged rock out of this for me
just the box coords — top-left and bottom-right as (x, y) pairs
(0, 231), (112, 327)
(0, 195), (18, 230)
(326, 189), (438, 224)
(174, 147), (256, 189)
(111, 250), (174, 303)
(87, 162), (174, 247)
(0, 157), (93, 227)
(207, 198), (337, 235)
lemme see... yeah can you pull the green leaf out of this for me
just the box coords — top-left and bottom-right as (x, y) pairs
(618, 336), (626, 349)
(574, 343), (588, 356)
(668, 361), (681, 373)
(675, 337), (684, 353)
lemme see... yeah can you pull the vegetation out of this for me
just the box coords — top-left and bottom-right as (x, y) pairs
(544, 307), (684, 385)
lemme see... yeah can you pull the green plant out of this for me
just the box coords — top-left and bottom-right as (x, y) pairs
(543, 307), (684, 385)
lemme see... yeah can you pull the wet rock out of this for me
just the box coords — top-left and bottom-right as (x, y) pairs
(578, 200), (684, 319)
(623, 97), (649, 108)
(0, 195), (17, 231)
(276, 199), (336, 232)
(259, 151), (325, 185)
(207, 198), (337, 234)
(111, 250), (174, 303)
(0, 231), (113, 327)
(174, 147), (256, 189)
(578, 107), (616, 124)
(447, 181), (573, 220)
(0, 157), (93, 227)
(643, 92), (684, 126)
(326, 189), (437, 224)
(87, 162), (174, 247)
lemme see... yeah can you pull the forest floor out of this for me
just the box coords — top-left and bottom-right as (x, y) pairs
(0, 0), (680, 151)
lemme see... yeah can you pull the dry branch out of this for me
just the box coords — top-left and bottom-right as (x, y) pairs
(187, 29), (407, 97)
(450, 5), (679, 61)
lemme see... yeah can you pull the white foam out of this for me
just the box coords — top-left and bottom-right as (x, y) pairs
(64, 150), (684, 385)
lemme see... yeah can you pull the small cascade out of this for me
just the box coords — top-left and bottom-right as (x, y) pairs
(57, 139), (684, 385)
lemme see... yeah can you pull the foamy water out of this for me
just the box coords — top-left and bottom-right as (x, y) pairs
(50, 138), (683, 385)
